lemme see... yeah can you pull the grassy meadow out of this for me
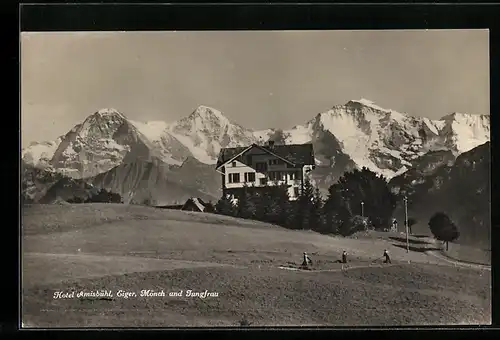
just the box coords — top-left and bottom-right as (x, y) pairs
(22, 204), (491, 327)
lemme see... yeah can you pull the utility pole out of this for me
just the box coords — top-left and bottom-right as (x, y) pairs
(404, 196), (409, 253)
(361, 201), (364, 218)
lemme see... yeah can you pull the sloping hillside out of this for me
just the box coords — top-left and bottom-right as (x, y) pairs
(89, 158), (220, 205)
(22, 155), (221, 206)
(390, 142), (490, 247)
(22, 204), (490, 327)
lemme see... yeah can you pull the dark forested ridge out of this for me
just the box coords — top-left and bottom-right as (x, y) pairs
(389, 142), (490, 247)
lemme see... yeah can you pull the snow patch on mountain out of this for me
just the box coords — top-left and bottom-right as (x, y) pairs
(253, 129), (274, 142)
(440, 113), (490, 154)
(422, 117), (441, 135)
(285, 123), (314, 144)
(167, 131), (217, 164)
(128, 120), (169, 142)
(22, 138), (62, 166)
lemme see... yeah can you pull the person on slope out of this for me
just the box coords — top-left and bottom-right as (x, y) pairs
(302, 252), (313, 268)
(383, 249), (391, 264)
(342, 250), (347, 264)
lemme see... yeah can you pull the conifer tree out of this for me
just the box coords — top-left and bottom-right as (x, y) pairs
(297, 178), (315, 230)
(311, 187), (325, 232)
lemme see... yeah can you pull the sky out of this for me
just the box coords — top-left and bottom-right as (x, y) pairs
(21, 29), (489, 146)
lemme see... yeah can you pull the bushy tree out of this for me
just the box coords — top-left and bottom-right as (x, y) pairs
(204, 201), (216, 213)
(85, 189), (122, 203)
(428, 212), (460, 251)
(67, 196), (86, 204)
(339, 215), (370, 236)
(324, 167), (397, 231)
(66, 189), (122, 204)
(215, 194), (236, 216)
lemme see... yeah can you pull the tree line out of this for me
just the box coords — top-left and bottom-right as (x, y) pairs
(214, 166), (460, 246)
(67, 188), (123, 204)
(215, 167), (397, 236)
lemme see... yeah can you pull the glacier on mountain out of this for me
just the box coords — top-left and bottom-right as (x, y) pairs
(22, 100), (490, 182)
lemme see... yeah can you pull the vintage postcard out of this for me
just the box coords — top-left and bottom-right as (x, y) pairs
(21, 29), (491, 328)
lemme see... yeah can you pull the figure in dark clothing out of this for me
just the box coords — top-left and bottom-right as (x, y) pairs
(342, 251), (347, 264)
(383, 249), (391, 264)
(302, 252), (312, 268)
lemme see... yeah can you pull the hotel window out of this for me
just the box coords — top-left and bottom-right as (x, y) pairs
(269, 171), (285, 181)
(228, 173), (240, 183)
(256, 162), (267, 172)
(269, 171), (276, 181)
(244, 172), (256, 183)
(269, 159), (284, 165)
(232, 161), (237, 167)
(260, 177), (267, 185)
(289, 170), (301, 180)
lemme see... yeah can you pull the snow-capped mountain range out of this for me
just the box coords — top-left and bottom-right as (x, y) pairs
(22, 99), (490, 183)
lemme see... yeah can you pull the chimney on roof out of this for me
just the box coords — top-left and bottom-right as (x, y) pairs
(268, 140), (275, 147)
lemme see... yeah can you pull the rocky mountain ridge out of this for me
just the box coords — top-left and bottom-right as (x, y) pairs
(23, 100), (489, 179)
(22, 99), (489, 202)
(389, 141), (490, 246)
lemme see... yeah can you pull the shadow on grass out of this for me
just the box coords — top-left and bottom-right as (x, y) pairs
(411, 234), (432, 239)
(389, 236), (431, 245)
(438, 250), (491, 266)
(392, 243), (442, 253)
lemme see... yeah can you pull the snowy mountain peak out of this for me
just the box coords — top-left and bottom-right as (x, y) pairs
(165, 105), (257, 164)
(346, 98), (403, 115)
(349, 98), (377, 106)
(188, 105), (230, 124)
(77, 108), (128, 138)
(94, 108), (125, 118)
(22, 100), (490, 191)
(96, 107), (121, 114)
(172, 106), (235, 134)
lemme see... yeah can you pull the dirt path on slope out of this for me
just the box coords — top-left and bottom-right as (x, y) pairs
(278, 263), (399, 273)
(426, 251), (491, 271)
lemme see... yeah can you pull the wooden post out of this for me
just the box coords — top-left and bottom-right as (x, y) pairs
(404, 196), (409, 253)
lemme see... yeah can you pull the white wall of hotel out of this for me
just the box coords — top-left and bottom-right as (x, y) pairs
(218, 148), (314, 201)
